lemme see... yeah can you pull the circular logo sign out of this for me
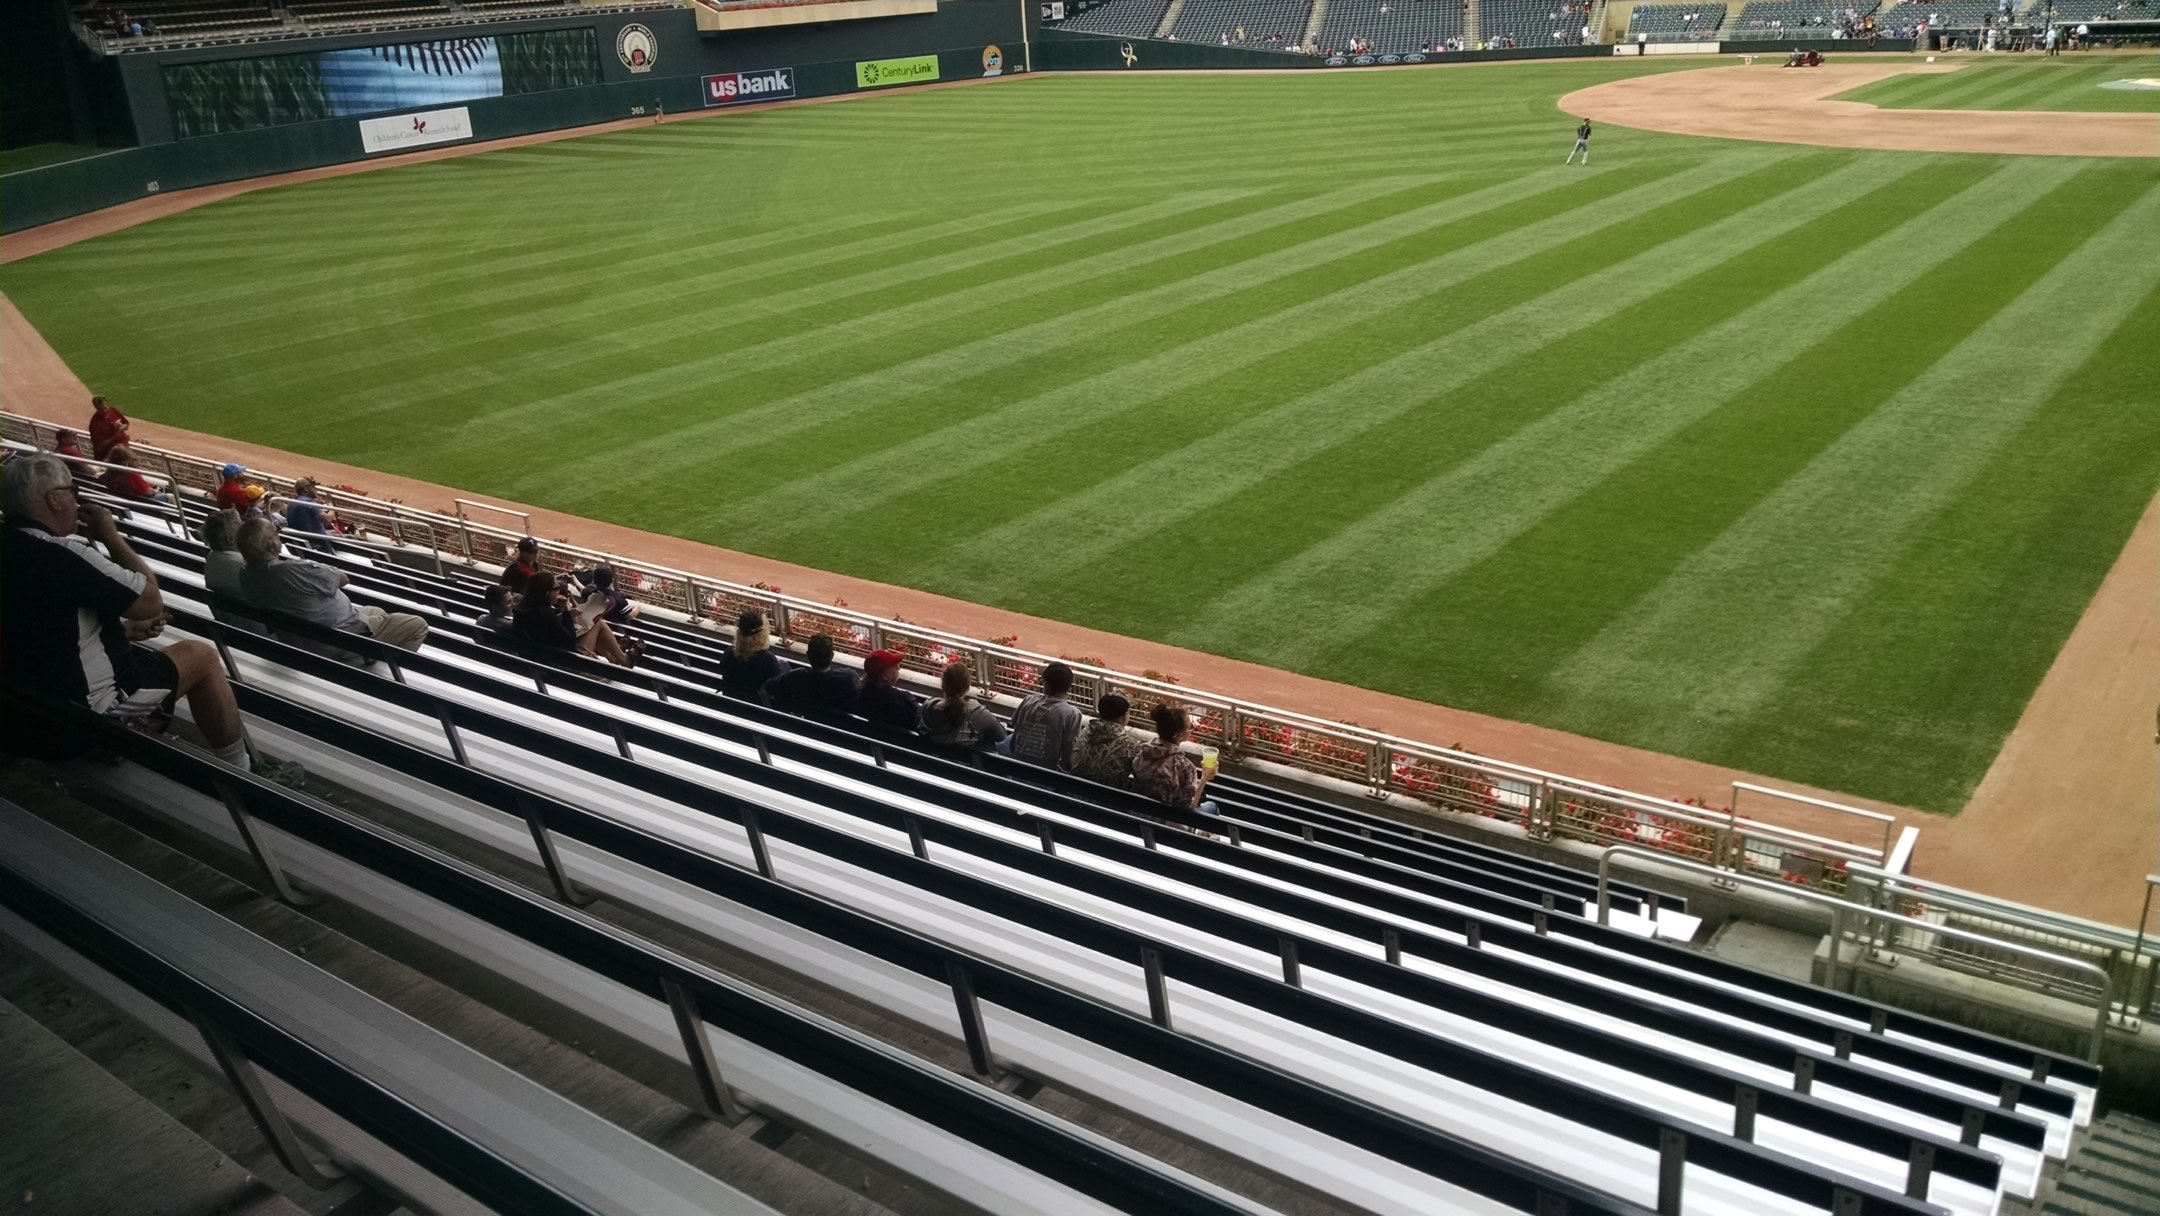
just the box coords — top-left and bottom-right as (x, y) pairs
(982, 44), (1004, 76)
(616, 23), (657, 74)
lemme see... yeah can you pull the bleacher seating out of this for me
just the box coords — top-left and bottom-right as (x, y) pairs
(1056, 0), (1174, 36)
(1726, 0), (1878, 33)
(1626, 1), (1727, 38)
(0, 424), (2106, 1216)
(78, 0), (281, 38)
(2040, 0), (2154, 20)
(287, 0), (452, 24)
(1170, 0), (1315, 47)
(1479, 0), (1596, 46)
(1317, 0), (1466, 54)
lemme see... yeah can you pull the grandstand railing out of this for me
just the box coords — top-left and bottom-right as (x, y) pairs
(4, 410), (1906, 890)
(1596, 847), (2119, 1064)
(1844, 863), (2155, 1030)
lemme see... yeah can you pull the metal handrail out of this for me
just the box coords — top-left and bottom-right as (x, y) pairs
(1596, 846), (2115, 1064)
(1, 410), (1904, 880)
(1733, 782), (1897, 862)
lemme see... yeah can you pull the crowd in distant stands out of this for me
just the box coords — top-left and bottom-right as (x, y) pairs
(5, 394), (1224, 821)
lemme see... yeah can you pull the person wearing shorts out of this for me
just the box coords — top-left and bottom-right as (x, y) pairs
(1566, 118), (1592, 164)
(1, 453), (299, 782)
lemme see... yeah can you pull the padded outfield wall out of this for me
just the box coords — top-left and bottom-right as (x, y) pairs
(3, 1), (1031, 233)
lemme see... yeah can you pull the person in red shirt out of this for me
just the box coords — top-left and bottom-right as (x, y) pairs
(214, 464), (253, 514)
(52, 429), (91, 480)
(88, 396), (131, 460)
(99, 445), (170, 505)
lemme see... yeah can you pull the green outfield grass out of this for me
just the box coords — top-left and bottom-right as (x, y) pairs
(1836, 56), (2160, 112)
(7, 62), (2159, 811)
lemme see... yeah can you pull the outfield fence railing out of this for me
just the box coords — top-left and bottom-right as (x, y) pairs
(7, 410), (1908, 891)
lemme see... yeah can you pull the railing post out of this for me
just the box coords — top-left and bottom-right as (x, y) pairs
(1793, 1055), (1815, 1095)
(1279, 937), (1301, 988)
(189, 1010), (346, 1189)
(662, 977), (747, 1123)
(1036, 819), (1055, 857)
(1732, 1084), (1758, 1141)
(1383, 928), (1402, 966)
(739, 806), (775, 880)
(1905, 1139), (1934, 1201)
(519, 795), (595, 907)
(436, 705), (469, 767)
(905, 814), (929, 861)
(1141, 946), (1172, 1029)
(1655, 1127), (1685, 1216)
(946, 961), (995, 1077)
(213, 776), (316, 907)
(1464, 921), (1482, 950)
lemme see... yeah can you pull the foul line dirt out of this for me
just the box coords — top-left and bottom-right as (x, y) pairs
(1561, 62), (2160, 157)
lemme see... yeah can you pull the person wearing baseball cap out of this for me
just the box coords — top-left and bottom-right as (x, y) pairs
(214, 463), (253, 514)
(854, 647), (921, 734)
(501, 536), (541, 587)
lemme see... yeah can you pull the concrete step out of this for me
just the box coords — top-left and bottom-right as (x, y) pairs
(0, 993), (313, 1216)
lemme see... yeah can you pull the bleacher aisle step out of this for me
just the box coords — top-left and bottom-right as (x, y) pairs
(0, 992), (311, 1216)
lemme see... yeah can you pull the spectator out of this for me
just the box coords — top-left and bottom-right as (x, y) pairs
(475, 584), (514, 632)
(1, 453), (299, 782)
(200, 508), (246, 601)
(98, 446), (170, 505)
(922, 662), (1006, 754)
(1071, 692), (1142, 785)
(52, 429), (91, 480)
(501, 536), (541, 587)
(567, 563), (638, 625)
(1132, 704), (1220, 819)
(88, 395), (130, 460)
(512, 570), (582, 654)
(1006, 660), (1081, 770)
(720, 611), (786, 701)
(854, 648), (921, 734)
(284, 477), (331, 535)
(762, 633), (857, 720)
(237, 517), (429, 655)
(213, 464), (253, 514)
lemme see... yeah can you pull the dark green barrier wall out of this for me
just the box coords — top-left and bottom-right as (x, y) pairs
(4, 1), (1028, 233)
(1031, 30), (1318, 70)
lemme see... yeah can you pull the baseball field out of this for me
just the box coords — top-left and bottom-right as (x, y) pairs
(6, 58), (2158, 813)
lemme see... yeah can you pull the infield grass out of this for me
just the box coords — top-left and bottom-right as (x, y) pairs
(7, 61), (2159, 811)
(1836, 55), (2160, 112)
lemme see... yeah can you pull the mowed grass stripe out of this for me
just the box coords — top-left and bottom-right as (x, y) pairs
(423, 172), (1540, 470)
(914, 155), (1914, 596)
(682, 157), (1759, 543)
(194, 194), (1139, 376)
(1717, 274), (2160, 808)
(1544, 173), (2160, 784)
(1003, 156), (1876, 636)
(1334, 161), (2131, 777)
(521, 160), (1710, 503)
(1169, 156), (2024, 664)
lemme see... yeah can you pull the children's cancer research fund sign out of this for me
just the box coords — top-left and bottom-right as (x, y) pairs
(357, 106), (473, 155)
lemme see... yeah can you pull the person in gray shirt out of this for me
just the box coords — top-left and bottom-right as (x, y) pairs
(235, 517), (428, 658)
(1006, 661), (1082, 771)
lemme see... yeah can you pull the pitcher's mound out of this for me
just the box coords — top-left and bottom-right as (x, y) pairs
(1561, 63), (2158, 158)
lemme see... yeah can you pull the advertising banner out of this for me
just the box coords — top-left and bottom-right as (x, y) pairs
(855, 54), (941, 88)
(357, 106), (474, 154)
(704, 67), (796, 106)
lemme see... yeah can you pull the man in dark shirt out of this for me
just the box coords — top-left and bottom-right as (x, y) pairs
(501, 536), (542, 587)
(1, 453), (298, 783)
(761, 633), (858, 721)
(853, 648), (921, 735)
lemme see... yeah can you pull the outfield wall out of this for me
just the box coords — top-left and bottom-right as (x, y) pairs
(2, 0), (1028, 234)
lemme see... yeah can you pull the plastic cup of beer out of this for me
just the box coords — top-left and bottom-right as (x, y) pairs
(1201, 746), (1219, 774)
